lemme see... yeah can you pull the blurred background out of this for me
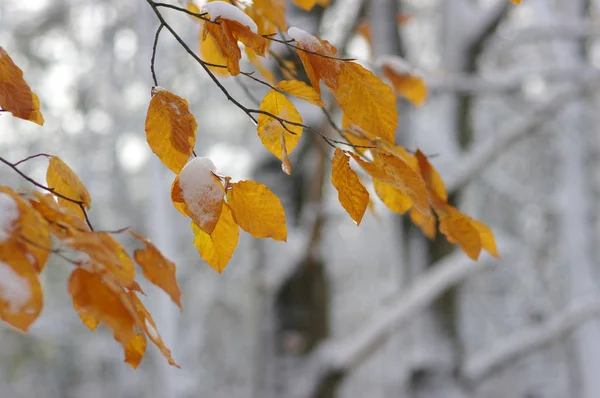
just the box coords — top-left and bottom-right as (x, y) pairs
(1, 0), (600, 397)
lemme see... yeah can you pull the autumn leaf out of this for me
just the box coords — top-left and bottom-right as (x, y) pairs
(202, 2), (266, 76)
(437, 206), (482, 260)
(65, 233), (136, 286)
(171, 157), (225, 235)
(28, 191), (89, 239)
(335, 63), (398, 143)
(410, 208), (436, 239)
(470, 219), (499, 258)
(258, 90), (303, 172)
(373, 179), (412, 214)
(0, 247), (43, 332)
(68, 268), (137, 346)
(0, 47), (44, 125)
(291, 0), (329, 11)
(277, 80), (325, 107)
(331, 149), (369, 225)
(199, 27), (230, 76)
(124, 333), (147, 369)
(341, 115), (375, 154)
(46, 156), (91, 220)
(246, 47), (276, 84)
(415, 150), (447, 202)
(192, 203), (239, 273)
(145, 87), (197, 174)
(509, 0), (521, 4)
(250, 0), (286, 31)
(378, 55), (427, 106)
(131, 231), (182, 309)
(226, 180), (287, 241)
(288, 27), (342, 94)
(130, 293), (179, 367)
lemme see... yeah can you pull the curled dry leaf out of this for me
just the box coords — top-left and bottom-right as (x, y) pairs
(257, 90), (303, 172)
(46, 156), (92, 220)
(0, 247), (43, 332)
(226, 180), (287, 241)
(331, 149), (369, 225)
(0, 47), (44, 125)
(192, 203), (239, 273)
(171, 157), (224, 235)
(130, 231), (182, 310)
(145, 87), (197, 174)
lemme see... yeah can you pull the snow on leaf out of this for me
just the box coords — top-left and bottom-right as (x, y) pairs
(288, 27), (342, 94)
(0, 193), (19, 242)
(204, 1), (258, 33)
(378, 55), (427, 106)
(0, 47), (44, 125)
(145, 89), (197, 174)
(334, 63), (398, 143)
(124, 333), (147, 369)
(192, 203), (239, 273)
(331, 149), (369, 225)
(277, 80), (325, 107)
(257, 90), (303, 171)
(46, 156), (91, 220)
(130, 231), (182, 310)
(373, 179), (412, 214)
(0, 248), (42, 332)
(171, 157), (225, 235)
(226, 180), (287, 241)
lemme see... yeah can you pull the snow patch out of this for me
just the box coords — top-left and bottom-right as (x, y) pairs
(151, 86), (167, 96)
(0, 261), (31, 313)
(288, 27), (321, 49)
(203, 2), (258, 34)
(0, 193), (19, 243)
(145, 318), (159, 340)
(178, 157), (222, 228)
(376, 55), (421, 77)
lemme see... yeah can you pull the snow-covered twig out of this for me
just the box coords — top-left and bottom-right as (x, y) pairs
(462, 296), (600, 383)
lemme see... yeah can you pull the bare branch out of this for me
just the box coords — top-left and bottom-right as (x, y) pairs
(462, 296), (600, 383)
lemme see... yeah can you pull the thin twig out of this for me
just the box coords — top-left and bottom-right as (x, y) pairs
(151, 23), (164, 87)
(13, 153), (50, 167)
(153, 2), (212, 22)
(264, 36), (356, 61)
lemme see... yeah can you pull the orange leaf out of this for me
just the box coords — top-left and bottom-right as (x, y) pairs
(292, 0), (327, 11)
(379, 56), (427, 106)
(288, 27), (342, 94)
(192, 203), (239, 273)
(0, 247), (43, 332)
(509, 0), (521, 4)
(277, 80), (325, 107)
(356, 21), (372, 44)
(415, 150), (447, 202)
(0, 47), (44, 125)
(124, 333), (147, 369)
(65, 233), (136, 286)
(250, 0), (286, 31)
(46, 156), (91, 220)
(373, 179), (412, 214)
(28, 191), (89, 238)
(68, 268), (137, 345)
(410, 207), (436, 239)
(335, 63), (398, 143)
(131, 231), (182, 310)
(226, 180), (287, 241)
(470, 219), (499, 258)
(145, 87), (197, 174)
(199, 26), (230, 76)
(437, 205), (482, 260)
(397, 13), (413, 24)
(257, 90), (303, 171)
(171, 157), (225, 235)
(331, 149), (369, 225)
(130, 293), (179, 367)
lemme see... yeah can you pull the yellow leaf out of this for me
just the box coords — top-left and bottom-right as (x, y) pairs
(124, 333), (147, 369)
(410, 207), (436, 239)
(470, 219), (499, 258)
(0, 47), (44, 125)
(341, 114), (375, 154)
(509, 0), (521, 4)
(415, 149), (447, 202)
(145, 88), (197, 174)
(65, 233), (136, 286)
(292, 0), (323, 11)
(331, 149), (369, 225)
(288, 27), (342, 94)
(257, 90), (303, 168)
(0, 247), (43, 332)
(171, 157), (225, 235)
(130, 293), (179, 367)
(131, 231), (182, 310)
(373, 179), (412, 214)
(437, 206), (482, 260)
(199, 26), (230, 76)
(46, 156), (91, 220)
(379, 58), (427, 106)
(192, 203), (239, 273)
(335, 63), (398, 143)
(226, 180), (287, 241)
(277, 80), (325, 107)
(28, 191), (89, 239)
(250, 0), (286, 31)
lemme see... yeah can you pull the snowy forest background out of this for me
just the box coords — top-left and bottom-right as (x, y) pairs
(2, 0), (600, 397)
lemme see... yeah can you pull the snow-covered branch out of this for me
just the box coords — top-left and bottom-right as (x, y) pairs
(462, 296), (600, 383)
(445, 75), (599, 193)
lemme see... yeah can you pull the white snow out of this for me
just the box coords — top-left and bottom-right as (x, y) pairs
(376, 55), (421, 77)
(287, 27), (320, 48)
(0, 261), (31, 313)
(145, 318), (159, 340)
(151, 86), (167, 96)
(203, 2), (258, 34)
(178, 157), (223, 229)
(0, 193), (19, 243)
